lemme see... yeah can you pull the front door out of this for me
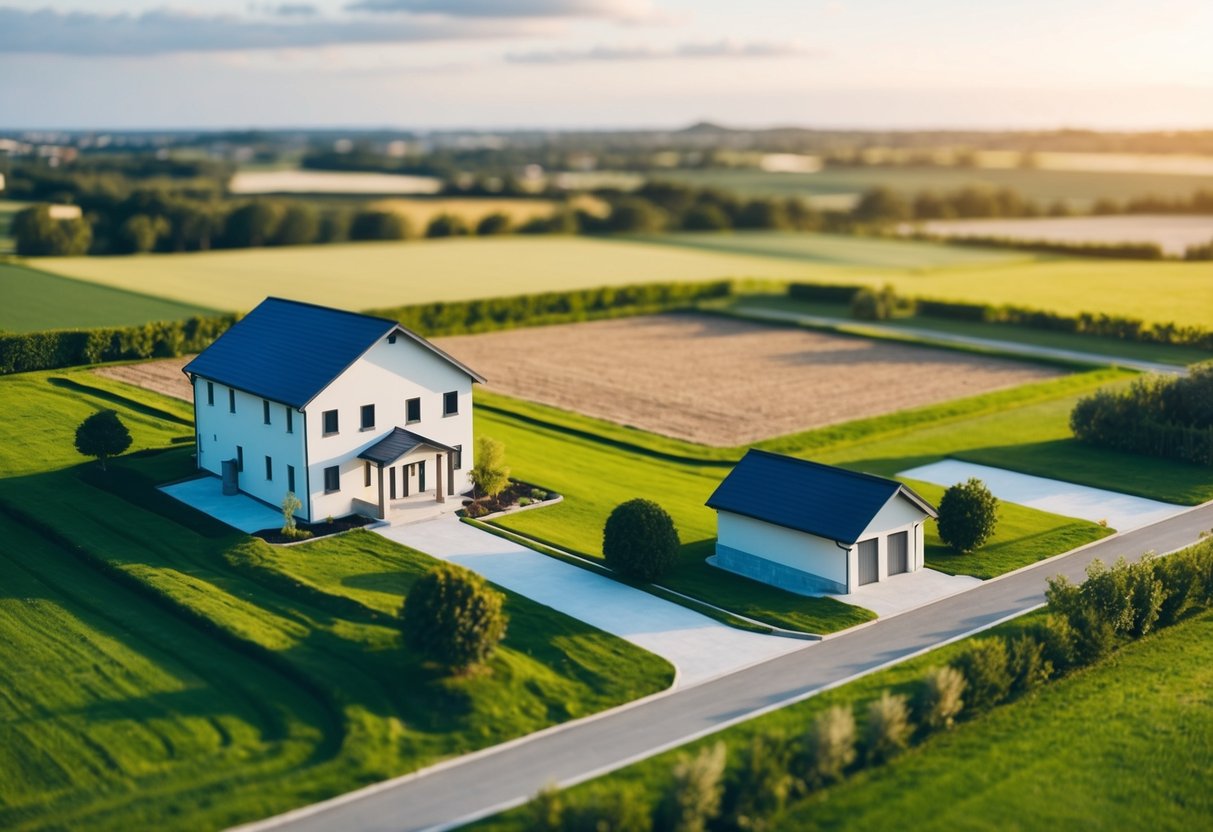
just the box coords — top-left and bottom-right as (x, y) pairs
(418, 461), (426, 492)
(857, 538), (879, 586)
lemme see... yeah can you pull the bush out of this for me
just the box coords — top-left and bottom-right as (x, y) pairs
(1007, 634), (1051, 693)
(654, 742), (726, 832)
(400, 565), (508, 671)
(526, 784), (564, 831)
(530, 488), (548, 501)
(349, 210), (410, 241)
(1028, 614), (1076, 675)
(517, 497), (533, 507)
(475, 212), (513, 235)
(863, 690), (912, 763)
(798, 705), (856, 787)
(936, 477), (999, 554)
(561, 783), (652, 832)
(719, 734), (794, 832)
(426, 213), (471, 238)
(953, 638), (1012, 713)
(602, 499), (680, 582)
(917, 665), (965, 731)
(850, 284), (914, 321)
(74, 409), (132, 471)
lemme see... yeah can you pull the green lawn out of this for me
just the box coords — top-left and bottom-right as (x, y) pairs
(0, 262), (216, 333)
(477, 372), (1134, 628)
(729, 294), (1213, 367)
(639, 231), (1213, 328)
(474, 589), (1213, 832)
(0, 369), (673, 831)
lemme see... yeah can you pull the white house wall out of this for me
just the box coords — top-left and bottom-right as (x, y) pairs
(853, 492), (931, 585)
(193, 377), (308, 520)
(715, 511), (848, 594)
(305, 334), (475, 521)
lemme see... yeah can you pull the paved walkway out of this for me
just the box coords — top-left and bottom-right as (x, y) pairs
(243, 499), (1213, 832)
(830, 567), (980, 617)
(899, 459), (1187, 532)
(160, 475), (282, 533)
(376, 516), (810, 688)
(732, 306), (1187, 375)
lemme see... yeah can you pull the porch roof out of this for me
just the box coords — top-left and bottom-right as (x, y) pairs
(358, 427), (458, 466)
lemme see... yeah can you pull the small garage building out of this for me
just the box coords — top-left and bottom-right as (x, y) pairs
(706, 450), (937, 595)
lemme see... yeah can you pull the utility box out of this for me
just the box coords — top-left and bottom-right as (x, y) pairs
(221, 458), (239, 496)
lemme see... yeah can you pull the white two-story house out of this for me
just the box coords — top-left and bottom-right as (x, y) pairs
(183, 297), (485, 523)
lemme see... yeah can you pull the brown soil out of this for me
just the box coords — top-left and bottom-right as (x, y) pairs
(434, 313), (1062, 446)
(95, 358), (193, 401)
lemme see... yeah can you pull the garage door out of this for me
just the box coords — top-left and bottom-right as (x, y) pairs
(888, 530), (909, 575)
(857, 538), (879, 585)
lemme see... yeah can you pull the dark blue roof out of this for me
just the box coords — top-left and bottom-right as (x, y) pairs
(183, 297), (483, 409)
(358, 428), (456, 465)
(183, 298), (396, 408)
(706, 450), (936, 544)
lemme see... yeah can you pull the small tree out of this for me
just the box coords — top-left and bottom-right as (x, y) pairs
(953, 638), (1012, 713)
(280, 491), (311, 540)
(400, 565), (508, 671)
(936, 477), (999, 553)
(654, 742), (726, 832)
(476, 212), (513, 235)
(917, 665), (966, 732)
(602, 499), (680, 582)
(74, 410), (132, 471)
(469, 436), (510, 501)
(1007, 633), (1051, 693)
(863, 690), (911, 763)
(799, 705), (856, 788)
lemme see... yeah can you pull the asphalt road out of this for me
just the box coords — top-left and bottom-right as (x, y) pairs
(240, 500), (1213, 832)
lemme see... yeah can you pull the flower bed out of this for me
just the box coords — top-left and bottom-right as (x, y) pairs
(460, 479), (561, 519)
(253, 513), (376, 545)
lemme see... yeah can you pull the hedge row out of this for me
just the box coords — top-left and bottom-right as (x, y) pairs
(788, 282), (1213, 349)
(0, 280), (735, 376)
(0, 314), (236, 375)
(1070, 366), (1213, 465)
(910, 233), (1167, 261)
(366, 280), (735, 338)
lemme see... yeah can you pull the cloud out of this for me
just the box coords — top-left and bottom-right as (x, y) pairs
(0, 7), (534, 56)
(507, 40), (810, 64)
(345, 0), (657, 22)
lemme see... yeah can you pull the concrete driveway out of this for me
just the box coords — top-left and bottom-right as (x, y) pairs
(899, 460), (1187, 531)
(376, 516), (810, 688)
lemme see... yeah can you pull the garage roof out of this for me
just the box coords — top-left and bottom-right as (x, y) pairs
(183, 297), (483, 409)
(706, 449), (937, 544)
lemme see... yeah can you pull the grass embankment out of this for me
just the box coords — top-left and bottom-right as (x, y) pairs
(0, 262), (216, 333)
(478, 370), (1169, 621)
(727, 294), (1213, 367)
(0, 369), (672, 831)
(475, 599), (1213, 831)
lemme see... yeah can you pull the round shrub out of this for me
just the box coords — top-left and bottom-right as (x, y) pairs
(936, 477), (999, 553)
(400, 565), (507, 671)
(602, 499), (680, 582)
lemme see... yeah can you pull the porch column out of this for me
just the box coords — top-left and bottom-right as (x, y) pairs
(377, 462), (386, 520)
(447, 451), (455, 496)
(435, 453), (445, 503)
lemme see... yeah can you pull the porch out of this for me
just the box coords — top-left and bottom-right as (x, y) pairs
(356, 427), (463, 523)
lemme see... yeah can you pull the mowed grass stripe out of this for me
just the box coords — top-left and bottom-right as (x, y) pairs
(0, 263), (216, 333)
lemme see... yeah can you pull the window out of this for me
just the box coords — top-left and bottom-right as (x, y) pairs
(453, 444), (462, 470)
(364, 461), (372, 487)
(285, 407), (293, 434)
(236, 445), (244, 472)
(387, 333), (397, 344)
(287, 465), (296, 493)
(206, 381), (214, 406)
(360, 404), (375, 431)
(324, 465), (340, 493)
(443, 391), (458, 417)
(323, 409), (339, 435)
(265, 456), (273, 481)
(229, 388), (236, 414)
(263, 399), (271, 425)
(405, 397), (421, 423)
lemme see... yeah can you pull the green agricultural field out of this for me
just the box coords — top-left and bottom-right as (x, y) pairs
(0, 369), (672, 831)
(475, 594), (1213, 832)
(27, 236), (839, 315)
(0, 262), (216, 333)
(643, 231), (1213, 328)
(647, 165), (1213, 209)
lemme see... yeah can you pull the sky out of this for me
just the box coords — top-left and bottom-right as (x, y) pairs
(1, 0), (1211, 131)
